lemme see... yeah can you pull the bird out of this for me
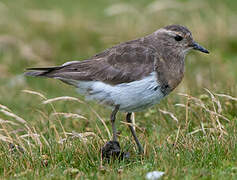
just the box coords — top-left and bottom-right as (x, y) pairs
(25, 24), (209, 154)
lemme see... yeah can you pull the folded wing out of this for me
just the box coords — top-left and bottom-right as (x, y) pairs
(25, 39), (159, 86)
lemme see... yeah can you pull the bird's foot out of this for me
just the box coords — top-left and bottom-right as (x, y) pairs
(101, 141), (130, 161)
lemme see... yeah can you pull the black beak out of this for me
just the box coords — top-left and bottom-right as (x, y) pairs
(192, 42), (209, 54)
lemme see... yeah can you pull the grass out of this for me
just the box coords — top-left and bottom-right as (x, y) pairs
(0, 0), (237, 179)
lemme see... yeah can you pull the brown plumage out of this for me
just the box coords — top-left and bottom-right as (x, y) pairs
(26, 25), (208, 90)
(25, 25), (209, 154)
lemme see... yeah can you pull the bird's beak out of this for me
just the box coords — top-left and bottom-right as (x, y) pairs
(192, 42), (209, 54)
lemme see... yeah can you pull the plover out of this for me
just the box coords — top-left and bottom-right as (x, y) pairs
(25, 25), (209, 154)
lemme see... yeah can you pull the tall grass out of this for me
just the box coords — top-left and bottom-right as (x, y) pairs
(0, 88), (236, 178)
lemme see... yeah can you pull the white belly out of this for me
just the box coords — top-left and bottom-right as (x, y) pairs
(58, 72), (165, 112)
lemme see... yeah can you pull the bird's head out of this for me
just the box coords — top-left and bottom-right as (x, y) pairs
(154, 24), (209, 55)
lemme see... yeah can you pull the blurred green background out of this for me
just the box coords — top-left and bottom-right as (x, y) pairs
(0, 0), (236, 108)
(0, 0), (237, 179)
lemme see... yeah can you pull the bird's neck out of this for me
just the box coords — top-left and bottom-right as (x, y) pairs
(152, 42), (185, 93)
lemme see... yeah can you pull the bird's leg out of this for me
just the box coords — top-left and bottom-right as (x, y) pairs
(102, 105), (130, 161)
(111, 105), (120, 141)
(126, 113), (143, 154)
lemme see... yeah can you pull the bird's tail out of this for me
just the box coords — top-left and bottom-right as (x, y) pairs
(24, 66), (62, 77)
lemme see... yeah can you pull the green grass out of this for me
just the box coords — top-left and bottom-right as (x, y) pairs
(0, 0), (237, 179)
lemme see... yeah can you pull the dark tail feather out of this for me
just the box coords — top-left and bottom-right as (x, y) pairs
(24, 66), (62, 77)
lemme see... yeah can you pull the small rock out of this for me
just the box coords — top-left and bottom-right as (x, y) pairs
(146, 171), (165, 180)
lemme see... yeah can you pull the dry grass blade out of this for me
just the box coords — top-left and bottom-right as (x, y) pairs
(203, 107), (230, 122)
(32, 127), (42, 148)
(203, 89), (228, 135)
(19, 133), (41, 147)
(0, 118), (19, 126)
(20, 133), (40, 138)
(175, 103), (186, 108)
(205, 88), (222, 113)
(41, 133), (51, 151)
(22, 89), (47, 100)
(178, 93), (230, 122)
(175, 103), (199, 119)
(178, 93), (201, 102)
(121, 121), (143, 132)
(159, 109), (178, 122)
(87, 106), (111, 139)
(180, 91), (228, 135)
(174, 125), (181, 146)
(60, 131), (97, 144)
(69, 131), (96, 143)
(190, 99), (230, 122)
(201, 122), (206, 135)
(19, 137), (36, 148)
(42, 96), (82, 104)
(188, 128), (213, 135)
(40, 96), (68, 139)
(0, 134), (12, 143)
(70, 131), (97, 138)
(0, 104), (11, 112)
(178, 93), (194, 100)
(52, 112), (87, 120)
(0, 109), (26, 124)
(214, 93), (237, 101)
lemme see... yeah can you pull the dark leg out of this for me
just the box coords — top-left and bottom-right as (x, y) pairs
(126, 113), (143, 153)
(111, 105), (120, 141)
(101, 105), (123, 161)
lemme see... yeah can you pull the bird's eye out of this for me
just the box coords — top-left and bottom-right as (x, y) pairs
(174, 35), (183, 41)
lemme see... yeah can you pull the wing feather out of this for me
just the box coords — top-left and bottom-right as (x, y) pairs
(26, 39), (159, 85)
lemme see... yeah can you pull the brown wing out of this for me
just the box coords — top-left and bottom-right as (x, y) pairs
(27, 40), (159, 85)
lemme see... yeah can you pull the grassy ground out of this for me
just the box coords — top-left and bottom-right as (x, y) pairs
(0, 0), (237, 179)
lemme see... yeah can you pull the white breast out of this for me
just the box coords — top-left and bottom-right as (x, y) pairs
(58, 72), (165, 112)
